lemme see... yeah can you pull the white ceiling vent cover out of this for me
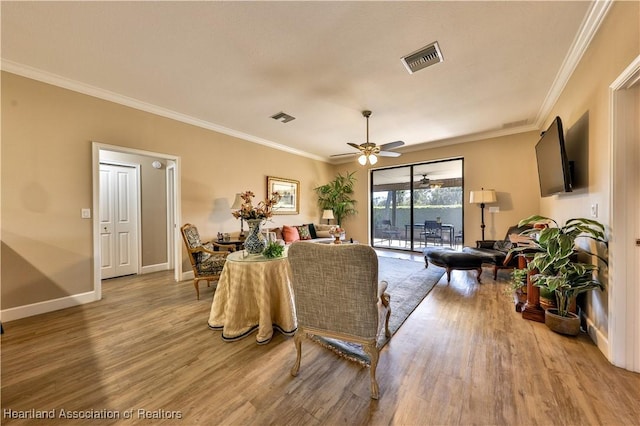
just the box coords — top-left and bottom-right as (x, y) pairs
(401, 41), (443, 74)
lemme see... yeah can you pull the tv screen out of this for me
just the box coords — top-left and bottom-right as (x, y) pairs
(535, 116), (572, 197)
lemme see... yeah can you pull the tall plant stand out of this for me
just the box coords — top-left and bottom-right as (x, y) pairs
(519, 255), (545, 322)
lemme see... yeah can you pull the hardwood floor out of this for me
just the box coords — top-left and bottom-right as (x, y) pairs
(2, 257), (639, 425)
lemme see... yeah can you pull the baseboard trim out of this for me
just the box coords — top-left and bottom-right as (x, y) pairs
(585, 315), (610, 361)
(0, 291), (98, 322)
(182, 271), (194, 282)
(141, 262), (170, 274)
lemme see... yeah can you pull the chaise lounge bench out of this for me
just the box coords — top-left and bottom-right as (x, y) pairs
(424, 247), (483, 284)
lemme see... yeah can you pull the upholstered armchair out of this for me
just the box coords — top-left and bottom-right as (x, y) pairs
(180, 223), (235, 300)
(287, 242), (391, 399)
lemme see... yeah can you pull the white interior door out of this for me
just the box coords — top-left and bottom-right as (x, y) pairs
(100, 163), (139, 279)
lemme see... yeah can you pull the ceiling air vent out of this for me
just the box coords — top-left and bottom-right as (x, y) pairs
(271, 112), (296, 123)
(401, 41), (443, 74)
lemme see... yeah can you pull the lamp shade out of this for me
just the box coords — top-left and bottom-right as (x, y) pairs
(231, 193), (243, 209)
(470, 189), (497, 204)
(322, 209), (334, 220)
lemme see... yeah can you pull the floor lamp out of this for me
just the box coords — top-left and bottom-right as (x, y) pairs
(322, 209), (334, 225)
(469, 188), (497, 241)
(231, 193), (245, 238)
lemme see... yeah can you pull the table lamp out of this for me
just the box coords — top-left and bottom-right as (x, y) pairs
(322, 209), (334, 224)
(469, 188), (497, 241)
(231, 193), (245, 238)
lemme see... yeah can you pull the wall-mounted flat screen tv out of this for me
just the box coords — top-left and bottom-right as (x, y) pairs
(536, 116), (573, 197)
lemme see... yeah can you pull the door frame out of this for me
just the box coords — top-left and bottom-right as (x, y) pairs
(92, 142), (182, 300)
(608, 55), (640, 372)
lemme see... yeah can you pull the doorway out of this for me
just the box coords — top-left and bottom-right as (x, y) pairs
(92, 143), (182, 300)
(609, 55), (640, 372)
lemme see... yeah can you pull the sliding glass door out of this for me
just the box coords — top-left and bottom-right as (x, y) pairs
(371, 159), (463, 252)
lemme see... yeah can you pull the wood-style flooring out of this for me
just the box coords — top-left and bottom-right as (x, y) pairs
(2, 251), (639, 425)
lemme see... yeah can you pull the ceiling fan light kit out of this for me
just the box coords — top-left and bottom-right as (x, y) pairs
(358, 153), (377, 165)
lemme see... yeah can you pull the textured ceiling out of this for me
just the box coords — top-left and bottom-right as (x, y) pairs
(1, 1), (597, 162)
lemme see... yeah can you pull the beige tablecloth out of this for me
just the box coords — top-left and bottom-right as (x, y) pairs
(208, 251), (297, 344)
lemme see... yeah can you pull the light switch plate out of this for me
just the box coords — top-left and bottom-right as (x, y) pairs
(489, 206), (500, 213)
(590, 204), (598, 218)
(81, 208), (91, 219)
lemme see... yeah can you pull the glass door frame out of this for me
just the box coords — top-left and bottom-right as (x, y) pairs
(369, 158), (464, 252)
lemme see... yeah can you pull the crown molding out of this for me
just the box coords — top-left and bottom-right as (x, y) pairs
(534, 0), (613, 128)
(0, 60), (327, 163)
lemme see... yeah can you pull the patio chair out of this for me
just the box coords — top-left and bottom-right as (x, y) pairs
(421, 220), (443, 246)
(380, 219), (402, 246)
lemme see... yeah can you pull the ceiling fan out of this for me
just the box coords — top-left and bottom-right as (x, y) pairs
(331, 110), (404, 165)
(417, 174), (442, 189)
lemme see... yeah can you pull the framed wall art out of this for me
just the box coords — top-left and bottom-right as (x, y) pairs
(267, 176), (299, 215)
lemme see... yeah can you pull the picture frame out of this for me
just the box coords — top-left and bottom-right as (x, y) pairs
(267, 176), (299, 215)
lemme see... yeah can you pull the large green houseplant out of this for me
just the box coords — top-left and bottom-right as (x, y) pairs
(314, 171), (357, 226)
(509, 215), (607, 335)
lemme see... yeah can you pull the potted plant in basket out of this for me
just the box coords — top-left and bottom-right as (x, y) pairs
(508, 215), (607, 336)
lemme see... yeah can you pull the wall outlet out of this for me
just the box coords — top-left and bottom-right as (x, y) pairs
(81, 208), (91, 219)
(590, 203), (598, 218)
(489, 206), (500, 213)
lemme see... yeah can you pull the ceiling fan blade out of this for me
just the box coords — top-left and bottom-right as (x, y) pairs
(330, 152), (356, 158)
(347, 142), (363, 151)
(379, 140), (405, 151)
(378, 151), (401, 157)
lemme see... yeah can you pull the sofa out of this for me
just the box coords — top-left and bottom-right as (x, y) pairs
(264, 223), (343, 245)
(461, 224), (532, 280)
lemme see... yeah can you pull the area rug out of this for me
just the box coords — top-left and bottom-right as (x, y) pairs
(309, 256), (445, 366)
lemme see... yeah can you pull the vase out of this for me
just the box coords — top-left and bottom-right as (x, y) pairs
(244, 219), (266, 254)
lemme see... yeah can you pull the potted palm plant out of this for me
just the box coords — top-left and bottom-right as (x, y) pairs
(314, 171), (357, 226)
(509, 215), (607, 336)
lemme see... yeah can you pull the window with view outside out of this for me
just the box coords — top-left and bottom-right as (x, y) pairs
(371, 159), (463, 251)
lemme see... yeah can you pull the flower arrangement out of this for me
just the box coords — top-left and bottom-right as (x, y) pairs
(330, 226), (344, 236)
(231, 191), (281, 220)
(232, 190), (281, 221)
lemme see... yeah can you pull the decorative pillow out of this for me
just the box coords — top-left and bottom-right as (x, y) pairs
(306, 223), (318, 239)
(296, 225), (312, 240)
(316, 230), (332, 238)
(282, 225), (300, 243)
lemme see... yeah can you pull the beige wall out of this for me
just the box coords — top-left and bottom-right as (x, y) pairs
(334, 131), (541, 246)
(538, 1), (639, 339)
(1, 72), (334, 310)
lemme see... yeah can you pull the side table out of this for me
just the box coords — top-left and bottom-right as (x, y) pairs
(208, 250), (297, 344)
(213, 239), (244, 251)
